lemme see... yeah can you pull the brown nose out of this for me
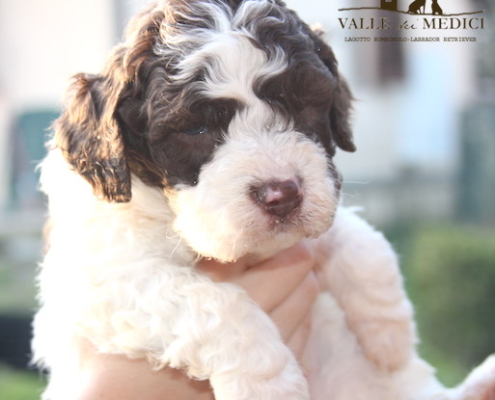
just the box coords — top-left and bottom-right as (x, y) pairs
(252, 179), (303, 218)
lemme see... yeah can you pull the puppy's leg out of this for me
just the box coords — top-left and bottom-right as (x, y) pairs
(86, 271), (309, 400)
(170, 281), (309, 400)
(311, 207), (417, 371)
(449, 355), (495, 400)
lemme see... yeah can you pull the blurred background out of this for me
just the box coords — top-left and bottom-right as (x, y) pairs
(0, 0), (493, 398)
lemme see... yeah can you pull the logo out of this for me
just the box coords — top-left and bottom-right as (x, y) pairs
(338, 0), (485, 43)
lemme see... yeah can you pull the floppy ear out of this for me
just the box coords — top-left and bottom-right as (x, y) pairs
(310, 29), (356, 153)
(53, 6), (165, 203)
(54, 71), (132, 203)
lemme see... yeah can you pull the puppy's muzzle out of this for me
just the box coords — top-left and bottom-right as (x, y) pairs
(251, 178), (303, 219)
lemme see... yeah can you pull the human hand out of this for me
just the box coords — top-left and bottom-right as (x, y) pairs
(197, 241), (319, 360)
(77, 242), (318, 400)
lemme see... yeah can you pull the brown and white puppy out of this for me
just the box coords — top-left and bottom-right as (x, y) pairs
(32, 1), (495, 400)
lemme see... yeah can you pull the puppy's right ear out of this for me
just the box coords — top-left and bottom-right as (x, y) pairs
(308, 28), (356, 154)
(54, 72), (132, 203)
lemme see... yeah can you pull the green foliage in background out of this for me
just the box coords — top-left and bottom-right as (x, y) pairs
(0, 365), (45, 400)
(388, 223), (495, 387)
(0, 258), (38, 313)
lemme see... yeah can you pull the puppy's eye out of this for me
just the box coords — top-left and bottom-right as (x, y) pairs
(184, 126), (208, 136)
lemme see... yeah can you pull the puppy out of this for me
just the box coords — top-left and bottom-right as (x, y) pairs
(32, 1), (495, 400)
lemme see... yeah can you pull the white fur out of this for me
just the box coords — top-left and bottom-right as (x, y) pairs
(302, 209), (495, 400)
(169, 129), (337, 262)
(35, 150), (310, 400)
(35, 149), (495, 400)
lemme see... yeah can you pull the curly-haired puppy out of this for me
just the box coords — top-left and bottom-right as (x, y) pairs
(32, 1), (495, 399)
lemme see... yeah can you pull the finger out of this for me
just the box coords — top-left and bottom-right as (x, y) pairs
(80, 352), (214, 400)
(238, 242), (316, 312)
(270, 271), (319, 342)
(197, 242), (316, 312)
(286, 314), (313, 362)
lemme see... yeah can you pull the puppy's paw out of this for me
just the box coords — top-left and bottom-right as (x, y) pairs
(351, 318), (414, 371)
(211, 359), (309, 400)
(456, 355), (495, 400)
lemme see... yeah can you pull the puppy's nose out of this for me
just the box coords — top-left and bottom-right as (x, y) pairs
(252, 179), (303, 218)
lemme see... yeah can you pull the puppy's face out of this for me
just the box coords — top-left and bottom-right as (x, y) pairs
(55, 0), (355, 262)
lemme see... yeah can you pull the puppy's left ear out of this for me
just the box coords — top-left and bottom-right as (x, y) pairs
(310, 29), (356, 153)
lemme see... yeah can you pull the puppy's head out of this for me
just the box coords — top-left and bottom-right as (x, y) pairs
(54, 0), (355, 262)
